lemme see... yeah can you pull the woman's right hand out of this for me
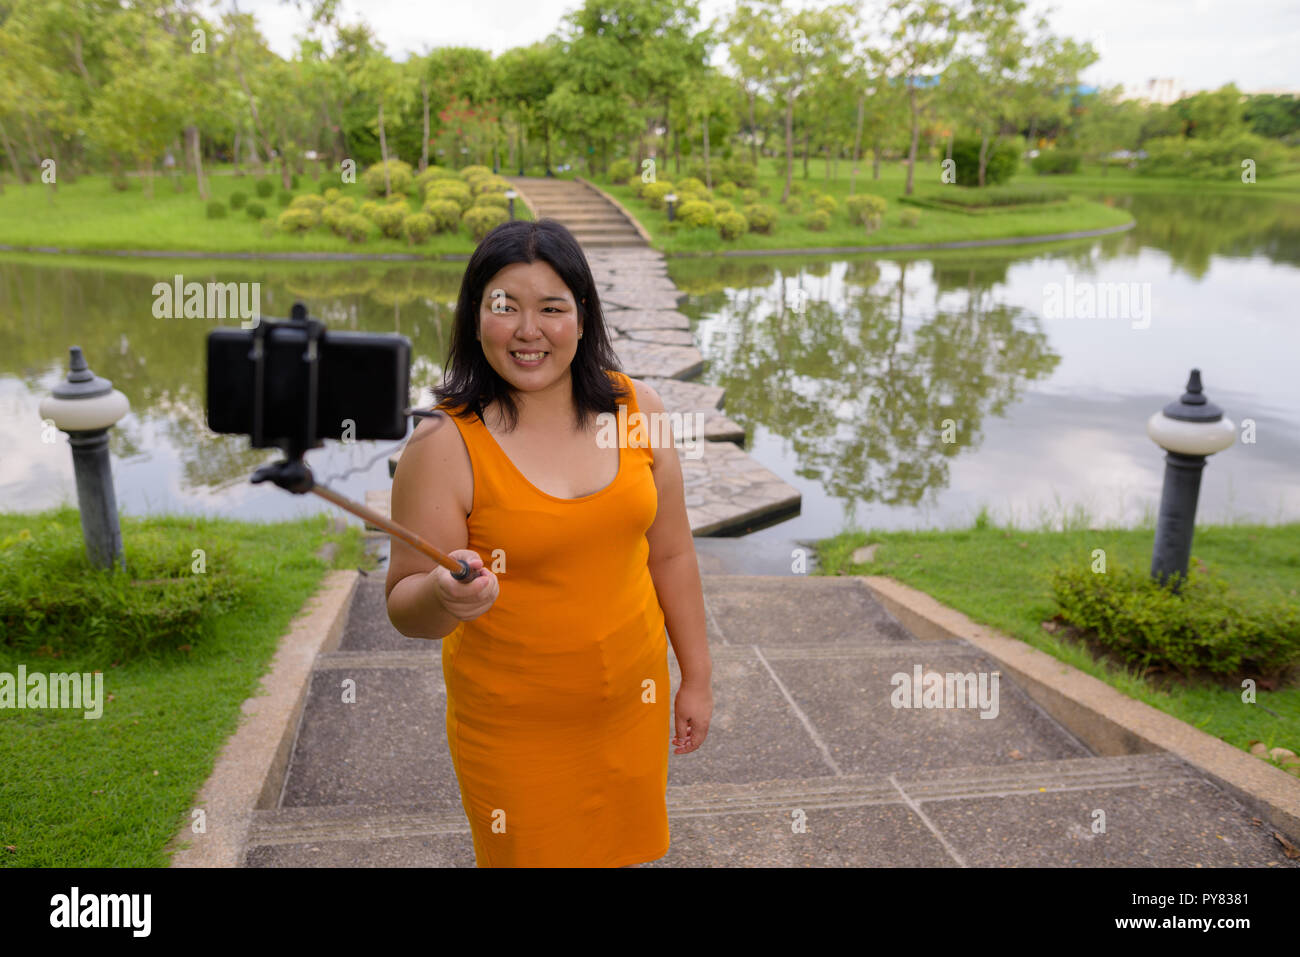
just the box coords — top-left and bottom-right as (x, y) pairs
(427, 549), (499, 621)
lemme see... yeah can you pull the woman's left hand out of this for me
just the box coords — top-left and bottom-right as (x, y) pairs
(671, 676), (713, 754)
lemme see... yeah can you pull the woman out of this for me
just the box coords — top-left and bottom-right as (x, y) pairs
(385, 218), (713, 867)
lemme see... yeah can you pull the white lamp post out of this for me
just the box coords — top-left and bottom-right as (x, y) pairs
(665, 193), (679, 222)
(1145, 369), (1235, 587)
(39, 346), (131, 570)
(505, 188), (518, 220)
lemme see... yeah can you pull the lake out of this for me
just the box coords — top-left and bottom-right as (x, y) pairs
(2, 190), (1297, 552)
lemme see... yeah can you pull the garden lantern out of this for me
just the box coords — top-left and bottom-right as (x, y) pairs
(38, 347), (131, 571)
(505, 188), (517, 220)
(665, 193), (678, 222)
(1145, 369), (1235, 587)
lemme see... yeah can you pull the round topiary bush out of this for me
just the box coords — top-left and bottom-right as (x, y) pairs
(711, 198), (735, 215)
(814, 193), (838, 214)
(289, 194), (327, 213)
(206, 200), (227, 219)
(474, 191), (509, 209)
(721, 158), (758, 187)
(255, 179), (274, 198)
(340, 213), (373, 243)
(323, 187), (341, 203)
(607, 158), (634, 184)
(424, 199), (463, 233)
(332, 196), (357, 213)
(742, 204), (776, 234)
(229, 192), (247, 210)
(676, 176), (707, 195)
(804, 210), (830, 231)
(784, 198), (803, 215)
(290, 174), (300, 189)
(369, 203), (406, 238)
(715, 181), (739, 198)
(740, 187), (759, 204)
(462, 204), (509, 240)
(472, 176), (511, 195)
(362, 159), (414, 196)
(899, 208), (921, 228)
(845, 193), (888, 230)
(950, 136), (1019, 186)
(717, 211), (748, 240)
(277, 190), (292, 207)
(321, 205), (346, 233)
(643, 181), (674, 209)
(245, 202), (267, 220)
(415, 166), (457, 191)
(276, 207), (317, 233)
(677, 200), (716, 228)
(459, 164), (493, 182)
(402, 212), (435, 245)
(425, 179), (473, 211)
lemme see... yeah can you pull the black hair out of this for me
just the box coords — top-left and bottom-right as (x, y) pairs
(433, 218), (628, 432)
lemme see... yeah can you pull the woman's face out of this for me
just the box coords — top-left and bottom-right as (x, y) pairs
(476, 259), (582, 394)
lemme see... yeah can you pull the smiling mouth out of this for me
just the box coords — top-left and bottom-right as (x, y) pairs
(510, 350), (548, 362)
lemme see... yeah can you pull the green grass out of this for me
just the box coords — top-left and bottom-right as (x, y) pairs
(0, 506), (378, 866)
(0, 165), (532, 257)
(590, 160), (1133, 254)
(814, 517), (1300, 768)
(1013, 161), (1300, 196)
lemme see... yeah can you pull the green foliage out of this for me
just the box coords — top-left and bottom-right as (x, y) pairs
(676, 177), (707, 195)
(110, 174), (130, 191)
(332, 196), (357, 213)
(462, 204), (509, 240)
(642, 181), (675, 209)
(0, 522), (249, 660)
(362, 159), (414, 196)
(277, 190), (293, 207)
(255, 179), (274, 198)
(711, 198), (735, 215)
(423, 199), (463, 232)
(472, 175), (511, 195)
(245, 202), (267, 220)
(676, 200), (716, 228)
(933, 186), (1065, 207)
(276, 207), (318, 233)
(716, 210), (748, 240)
(228, 192), (247, 210)
(340, 213), (373, 243)
(607, 158), (634, 183)
(721, 158), (758, 187)
(845, 193), (888, 228)
(290, 174), (300, 189)
(813, 193), (838, 214)
(368, 202), (407, 238)
(460, 165), (494, 182)
(288, 194), (327, 213)
(740, 187), (760, 204)
(784, 197), (803, 214)
(899, 207), (921, 228)
(1138, 132), (1287, 180)
(425, 179), (473, 211)
(804, 210), (830, 231)
(473, 191), (509, 209)
(715, 181), (739, 198)
(323, 187), (341, 202)
(205, 200), (226, 219)
(402, 212), (435, 244)
(1050, 562), (1300, 678)
(950, 137), (1020, 186)
(321, 205), (346, 234)
(742, 203), (776, 233)
(1031, 150), (1082, 175)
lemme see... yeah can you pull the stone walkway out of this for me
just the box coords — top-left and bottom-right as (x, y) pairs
(371, 202), (801, 536)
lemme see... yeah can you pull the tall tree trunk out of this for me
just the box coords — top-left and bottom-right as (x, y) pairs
(946, 131), (953, 161)
(802, 133), (809, 178)
(420, 80), (430, 173)
(232, 57), (269, 174)
(872, 142), (881, 180)
(673, 127), (680, 174)
(905, 82), (919, 196)
(186, 124), (207, 200)
(748, 89), (759, 166)
(849, 93), (864, 196)
(0, 118), (31, 183)
(824, 142), (830, 181)
(781, 90), (794, 203)
(378, 101), (390, 197)
(233, 129), (242, 174)
(702, 111), (711, 189)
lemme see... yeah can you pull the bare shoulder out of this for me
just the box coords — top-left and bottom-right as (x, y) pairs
(396, 409), (473, 515)
(627, 376), (665, 414)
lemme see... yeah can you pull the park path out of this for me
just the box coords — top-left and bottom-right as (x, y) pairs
(506, 176), (647, 248)
(240, 571), (1295, 867)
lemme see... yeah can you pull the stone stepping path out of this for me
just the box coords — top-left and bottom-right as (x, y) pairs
(242, 575), (1297, 867)
(370, 242), (796, 536)
(507, 176), (646, 249)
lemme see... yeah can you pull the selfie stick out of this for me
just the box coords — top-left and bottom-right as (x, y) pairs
(245, 303), (480, 583)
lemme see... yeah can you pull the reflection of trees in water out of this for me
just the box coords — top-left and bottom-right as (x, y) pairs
(702, 260), (1059, 511)
(1103, 193), (1300, 277)
(0, 260), (461, 493)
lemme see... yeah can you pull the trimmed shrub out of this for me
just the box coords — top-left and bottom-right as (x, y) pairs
(950, 136), (1020, 186)
(784, 198), (804, 214)
(742, 204), (776, 234)
(424, 199), (463, 233)
(813, 193), (838, 214)
(229, 191), (248, 210)
(711, 198), (735, 215)
(402, 212), (435, 244)
(245, 202), (267, 220)
(1138, 131), (1287, 180)
(715, 181), (739, 198)
(321, 204), (347, 233)
(677, 200), (716, 228)
(425, 179), (473, 211)
(277, 190), (292, 207)
(717, 211), (748, 240)
(462, 204), (509, 240)
(362, 159), (414, 196)
(369, 202), (407, 238)
(340, 213), (373, 243)
(323, 187), (341, 202)
(255, 178), (274, 198)
(289, 194), (327, 213)
(789, 181), (804, 195)
(111, 174), (130, 191)
(332, 196), (357, 213)
(459, 164), (494, 181)
(721, 158), (759, 187)
(472, 175), (511, 195)
(290, 174), (300, 189)
(607, 158), (634, 183)
(276, 207), (317, 233)
(899, 207), (921, 228)
(1031, 150), (1082, 175)
(740, 187), (760, 204)
(205, 200), (227, 219)
(415, 165), (457, 190)
(676, 177), (707, 196)
(643, 181), (675, 209)
(846, 193), (888, 229)
(804, 210), (830, 231)
(473, 191), (509, 209)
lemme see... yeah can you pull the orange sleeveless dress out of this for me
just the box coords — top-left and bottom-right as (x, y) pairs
(435, 369), (671, 867)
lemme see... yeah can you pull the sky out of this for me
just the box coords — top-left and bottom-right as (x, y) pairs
(238, 0), (1299, 95)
